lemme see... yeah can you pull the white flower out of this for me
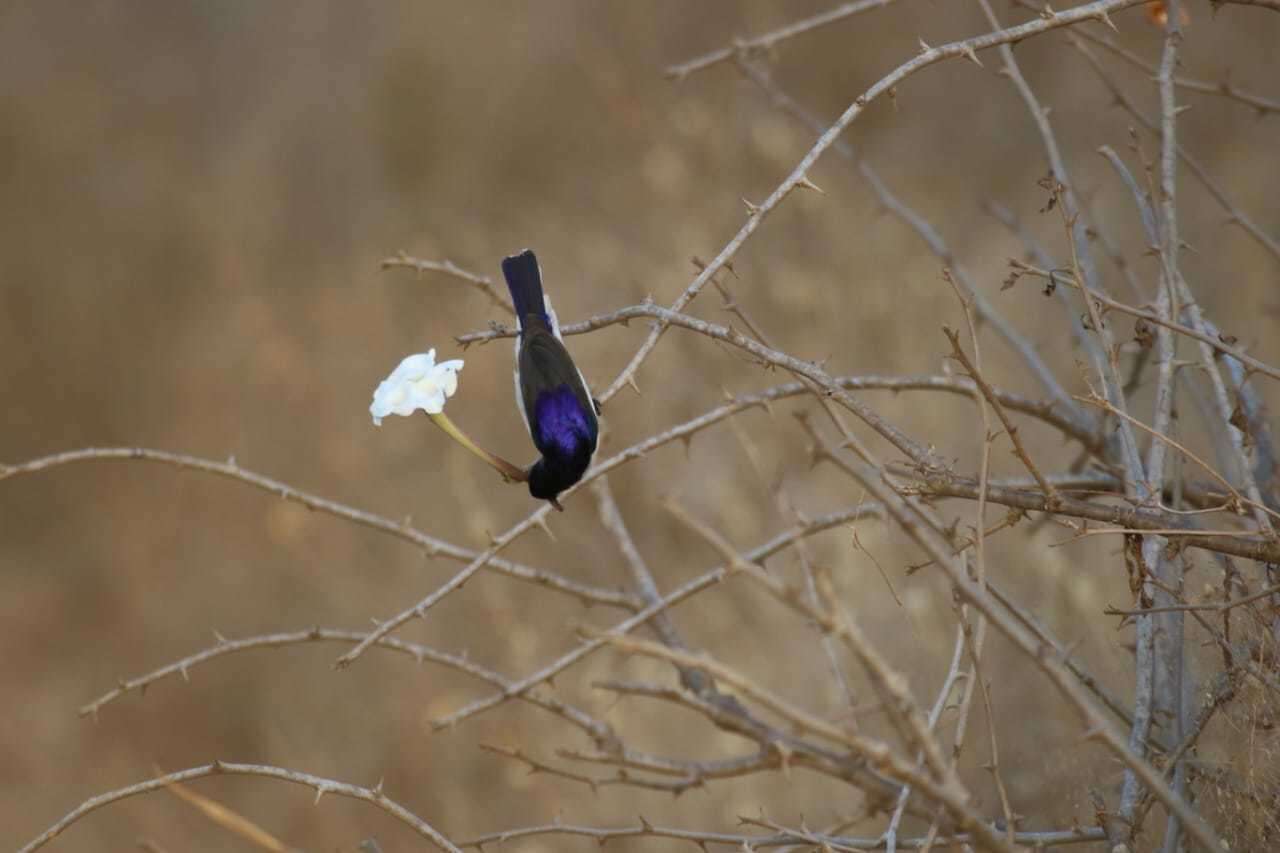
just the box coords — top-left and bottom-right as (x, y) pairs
(370, 349), (464, 425)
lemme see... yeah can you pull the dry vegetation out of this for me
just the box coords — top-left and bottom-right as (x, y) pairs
(4, 2), (1280, 851)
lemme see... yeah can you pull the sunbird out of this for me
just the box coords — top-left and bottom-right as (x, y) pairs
(502, 249), (600, 510)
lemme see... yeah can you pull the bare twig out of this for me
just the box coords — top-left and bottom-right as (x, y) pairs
(592, 476), (686, 650)
(1104, 582), (1280, 616)
(1008, 260), (1280, 382)
(589, 678), (905, 804)
(0, 447), (632, 610)
(19, 762), (461, 853)
(665, 0), (898, 79)
(77, 627), (617, 747)
(603, 0), (1152, 406)
(668, 502), (957, 789)
(480, 302), (1280, 561)
(734, 56), (1087, 426)
(1066, 34), (1280, 265)
(457, 820), (1105, 850)
(805, 421), (1224, 852)
(1075, 28), (1280, 116)
(1212, 0), (1280, 14)
(944, 325), (1060, 506)
(590, 631), (1009, 851)
(380, 251), (514, 315)
(429, 497), (885, 731)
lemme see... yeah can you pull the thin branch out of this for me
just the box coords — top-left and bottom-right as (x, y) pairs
(668, 502), (958, 791)
(591, 631), (856, 751)
(665, 0), (898, 79)
(1074, 391), (1279, 525)
(457, 820), (1105, 850)
(1008, 259), (1280, 382)
(940, 251), (1014, 844)
(380, 251), (513, 315)
(483, 302), (1280, 561)
(1212, 0), (1280, 14)
(590, 632), (1011, 852)
(911, 470), (1277, 562)
(982, 0), (1146, 496)
(477, 743), (694, 794)
(602, 0), (1152, 405)
(77, 627), (617, 747)
(1076, 28), (1280, 116)
(430, 564), (732, 730)
(1066, 34), (1280, 265)
(591, 476), (686, 650)
(882, 624), (970, 852)
(429, 496), (886, 732)
(944, 325), (1059, 506)
(1104, 581), (1280, 616)
(590, 678), (906, 805)
(734, 56), (1087, 426)
(19, 762), (461, 853)
(0, 447), (633, 610)
(804, 422), (1224, 852)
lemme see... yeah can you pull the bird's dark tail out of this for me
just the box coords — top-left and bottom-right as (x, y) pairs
(501, 249), (547, 326)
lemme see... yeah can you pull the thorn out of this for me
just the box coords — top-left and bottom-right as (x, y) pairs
(960, 44), (983, 67)
(626, 374), (642, 395)
(212, 629), (228, 645)
(795, 174), (825, 194)
(742, 198), (760, 215)
(314, 784), (327, 805)
(774, 741), (794, 776)
(534, 513), (557, 542)
(1095, 9), (1119, 31)
(918, 37), (931, 54)
(1174, 104), (1193, 116)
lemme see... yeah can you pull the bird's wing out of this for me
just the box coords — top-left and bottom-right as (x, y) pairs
(518, 324), (597, 439)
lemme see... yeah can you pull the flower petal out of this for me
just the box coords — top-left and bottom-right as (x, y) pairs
(370, 350), (465, 423)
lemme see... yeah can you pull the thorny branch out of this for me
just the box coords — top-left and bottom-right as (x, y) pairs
(20, 1), (1277, 848)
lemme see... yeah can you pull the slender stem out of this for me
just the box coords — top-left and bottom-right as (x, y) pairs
(429, 412), (527, 483)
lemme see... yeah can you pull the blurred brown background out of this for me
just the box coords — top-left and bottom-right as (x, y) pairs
(3, 2), (1278, 850)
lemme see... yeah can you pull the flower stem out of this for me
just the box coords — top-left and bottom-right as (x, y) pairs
(429, 412), (528, 483)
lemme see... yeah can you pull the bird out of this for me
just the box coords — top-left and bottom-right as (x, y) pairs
(502, 249), (600, 510)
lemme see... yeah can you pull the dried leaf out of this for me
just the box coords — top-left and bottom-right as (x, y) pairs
(1134, 317), (1155, 349)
